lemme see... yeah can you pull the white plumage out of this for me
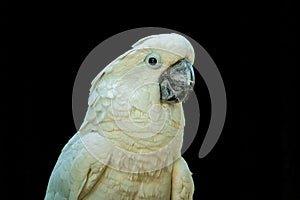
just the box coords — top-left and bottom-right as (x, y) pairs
(45, 33), (195, 200)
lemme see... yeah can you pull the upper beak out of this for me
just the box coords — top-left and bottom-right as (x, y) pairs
(159, 59), (195, 103)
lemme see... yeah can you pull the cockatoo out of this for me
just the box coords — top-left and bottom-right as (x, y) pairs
(45, 33), (195, 200)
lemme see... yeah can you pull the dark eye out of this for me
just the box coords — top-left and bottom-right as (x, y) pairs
(145, 53), (161, 69)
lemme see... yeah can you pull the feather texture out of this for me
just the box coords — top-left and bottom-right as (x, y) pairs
(45, 33), (195, 200)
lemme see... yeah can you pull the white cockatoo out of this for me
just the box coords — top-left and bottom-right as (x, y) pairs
(45, 33), (195, 200)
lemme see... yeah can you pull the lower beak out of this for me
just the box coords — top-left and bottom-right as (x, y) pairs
(159, 59), (195, 103)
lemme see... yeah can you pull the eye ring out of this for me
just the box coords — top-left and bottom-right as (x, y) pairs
(145, 53), (161, 69)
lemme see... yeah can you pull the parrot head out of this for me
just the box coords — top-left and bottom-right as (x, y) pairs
(129, 33), (195, 104)
(88, 33), (195, 105)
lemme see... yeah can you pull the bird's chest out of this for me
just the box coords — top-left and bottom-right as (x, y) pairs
(83, 167), (172, 200)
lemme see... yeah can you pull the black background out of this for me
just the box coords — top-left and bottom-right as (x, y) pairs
(5, 2), (298, 200)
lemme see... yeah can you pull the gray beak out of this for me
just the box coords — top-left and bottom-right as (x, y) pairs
(159, 59), (195, 103)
